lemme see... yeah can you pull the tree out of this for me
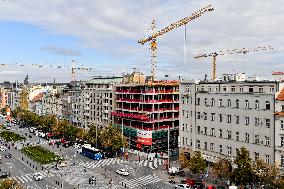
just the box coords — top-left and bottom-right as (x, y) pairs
(252, 158), (280, 187)
(179, 152), (190, 169)
(0, 178), (23, 189)
(77, 128), (87, 141)
(233, 147), (253, 185)
(98, 124), (127, 154)
(188, 151), (206, 174)
(212, 158), (232, 179)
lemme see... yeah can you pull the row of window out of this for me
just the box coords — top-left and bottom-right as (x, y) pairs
(196, 98), (271, 110)
(196, 127), (270, 145)
(195, 85), (274, 93)
(194, 112), (271, 127)
(195, 140), (271, 163)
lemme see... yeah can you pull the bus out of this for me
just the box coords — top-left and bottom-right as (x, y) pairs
(81, 145), (103, 160)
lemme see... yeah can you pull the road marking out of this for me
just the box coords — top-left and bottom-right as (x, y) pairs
(123, 174), (162, 188)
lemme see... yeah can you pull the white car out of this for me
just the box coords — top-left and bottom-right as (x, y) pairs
(116, 169), (129, 176)
(33, 172), (43, 181)
(175, 184), (191, 189)
(0, 146), (6, 152)
(73, 143), (81, 149)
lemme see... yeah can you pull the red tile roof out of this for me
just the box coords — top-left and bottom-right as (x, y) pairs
(277, 88), (284, 101)
(31, 93), (43, 103)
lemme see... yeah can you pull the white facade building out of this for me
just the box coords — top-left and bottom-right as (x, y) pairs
(180, 74), (284, 165)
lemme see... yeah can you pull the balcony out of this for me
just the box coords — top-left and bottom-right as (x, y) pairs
(104, 110), (109, 113)
(115, 98), (179, 104)
(115, 89), (179, 94)
(103, 103), (108, 106)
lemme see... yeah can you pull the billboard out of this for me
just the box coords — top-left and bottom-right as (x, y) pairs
(137, 130), (152, 145)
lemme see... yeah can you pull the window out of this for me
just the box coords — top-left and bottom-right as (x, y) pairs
(201, 86), (204, 91)
(245, 133), (250, 143)
(249, 86), (253, 92)
(265, 119), (270, 128)
(240, 87), (244, 92)
(282, 105), (284, 112)
(270, 87), (274, 93)
(255, 118), (259, 126)
(245, 100), (250, 109)
(197, 126), (201, 134)
(236, 132), (239, 141)
(208, 86), (212, 91)
(281, 155), (284, 167)
(197, 112), (201, 119)
(265, 154), (270, 164)
(211, 113), (215, 121)
(265, 136), (270, 146)
(204, 98), (207, 106)
(254, 135), (259, 144)
(266, 101), (270, 110)
(210, 143), (214, 151)
(204, 142), (207, 150)
(197, 98), (200, 105)
(219, 99), (223, 107)
(236, 99), (239, 108)
(281, 137), (284, 147)
(259, 87), (263, 93)
(255, 152), (260, 161)
(227, 130), (232, 139)
(219, 129), (222, 138)
(211, 128), (215, 136)
(231, 86), (235, 92)
(236, 116), (239, 124)
(245, 117), (250, 125)
(182, 124), (185, 131)
(219, 114), (223, 122)
(281, 120), (284, 130)
(227, 99), (231, 107)
(227, 115), (231, 123)
(196, 140), (200, 149)
(211, 98), (215, 106)
(204, 112), (207, 120)
(227, 146), (232, 156)
(204, 127), (207, 135)
(219, 145), (223, 154)
(186, 138), (188, 145)
(196, 85), (199, 91)
(186, 124), (189, 131)
(255, 100), (259, 109)
(182, 137), (185, 145)
(186, 111), (189, 118)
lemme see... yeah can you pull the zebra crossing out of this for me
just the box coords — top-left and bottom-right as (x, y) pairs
(12, 171), (54, 184)
(79, 158), (164, 169)
(122, 174), (162, 188)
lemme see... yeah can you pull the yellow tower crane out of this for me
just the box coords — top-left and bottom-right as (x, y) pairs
(194, 45), (273, 81)
(138, 4), (214, 81)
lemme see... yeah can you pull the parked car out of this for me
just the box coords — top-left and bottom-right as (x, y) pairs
(73, 143), (82, 149)
(0, 172), (10, 178)
(116, 169), (129, 176)
(175, 184), (191, 189)
(4, 153), (11, 158)
(33, 172), (43, 181)
(62, 141), (72, 148)
(0, 146), (7, 152)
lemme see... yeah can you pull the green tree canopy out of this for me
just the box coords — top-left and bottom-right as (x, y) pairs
(188, 151), (206, 174)
(233, 147), (253, 185)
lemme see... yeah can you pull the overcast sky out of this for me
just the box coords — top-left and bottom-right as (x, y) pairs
(0, 0), (283, 82)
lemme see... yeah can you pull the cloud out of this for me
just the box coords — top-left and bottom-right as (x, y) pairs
(0, 0), (283, 81)
(40, 45), (81, 56)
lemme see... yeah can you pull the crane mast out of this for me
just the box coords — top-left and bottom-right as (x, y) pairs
(138, 4), (214, 81)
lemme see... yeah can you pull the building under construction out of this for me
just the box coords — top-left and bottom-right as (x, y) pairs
(112, 80), (179, 154)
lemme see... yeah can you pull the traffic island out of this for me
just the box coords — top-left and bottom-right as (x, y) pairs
(0, 131), (26, 142)
(21, 145), (63, 164)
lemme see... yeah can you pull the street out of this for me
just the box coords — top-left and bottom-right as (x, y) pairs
(0, 118), (173, 189)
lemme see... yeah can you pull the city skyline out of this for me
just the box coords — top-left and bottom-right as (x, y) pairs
(0, 0), (283, 82)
